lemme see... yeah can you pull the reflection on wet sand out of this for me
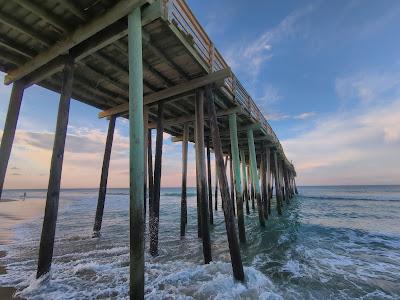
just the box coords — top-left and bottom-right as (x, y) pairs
(0, 198), (45, 300)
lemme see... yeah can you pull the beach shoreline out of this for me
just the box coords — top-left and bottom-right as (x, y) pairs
(0, 197), (45, 300)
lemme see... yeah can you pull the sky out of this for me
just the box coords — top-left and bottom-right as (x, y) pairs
(1, 0), (400, 188)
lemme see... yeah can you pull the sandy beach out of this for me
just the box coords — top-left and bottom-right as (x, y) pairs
(0, 197), (45, 299)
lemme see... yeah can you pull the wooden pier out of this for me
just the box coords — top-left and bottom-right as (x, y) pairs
(0, 0), (297, 298)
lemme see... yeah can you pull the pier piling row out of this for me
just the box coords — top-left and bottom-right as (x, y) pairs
(0, 0), (297, 298)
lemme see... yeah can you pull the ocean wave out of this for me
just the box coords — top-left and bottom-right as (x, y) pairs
(301, 195), (400, 202)
(162, 192), (197, 197)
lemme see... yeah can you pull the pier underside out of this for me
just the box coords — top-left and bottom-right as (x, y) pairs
(0, 0), (297, 298)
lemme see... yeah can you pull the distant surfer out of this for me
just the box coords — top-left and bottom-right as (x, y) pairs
(23, 192), (26, 201)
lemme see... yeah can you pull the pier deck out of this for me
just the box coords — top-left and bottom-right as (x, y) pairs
(0, 0), (293, 167)
(0, 0), (297, 298)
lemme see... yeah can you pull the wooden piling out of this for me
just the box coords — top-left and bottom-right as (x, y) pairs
(248, 162), (255, 210)
(240, 150), (250, 215)
(93, 115), (116, 237)
(0, 80), (25, 200)
(37, 57), (74, 279)
(283, 165), (290, 203)
(148, 129), (154, 220)
(195, 88), (212, 264)
(143, 107), (149, 219)
(128, 7), (145, 299)
(180, 123), (189, 237)
(150, 103), (164, 257)
(214, 159), (218, 211)
(265, 147), (271, 215)
(206, 137), (213, 225)
(229, 113), (246, 243)
(272, 151), (282, 215)
(247, 129), (265, 227)
(260, 147), (268, 220)
(205, 85), (244, 281)
(229, 155), (236, 216)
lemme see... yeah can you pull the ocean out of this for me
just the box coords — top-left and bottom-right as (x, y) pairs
(0, 186), (399, 299)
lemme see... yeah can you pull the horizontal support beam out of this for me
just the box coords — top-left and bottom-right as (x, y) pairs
(98, 68), (232, 118)
(149, 107), (241, 129)
(4, 0), (152, 84)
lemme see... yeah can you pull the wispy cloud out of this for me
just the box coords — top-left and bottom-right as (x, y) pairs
(224, 4), (315, 82)
(294, 112), (316, 120)
(335, 71), (400, 103)
(265, 111), (316, 122)
(284, 70), (400, 185)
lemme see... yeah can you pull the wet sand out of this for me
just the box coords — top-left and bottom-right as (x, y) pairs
(0, 198), (45, 299)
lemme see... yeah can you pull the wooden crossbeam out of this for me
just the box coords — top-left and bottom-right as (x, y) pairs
(149, 107), (241, 129)
(98, 68), (231, 118)
(4, 0), (152, 84)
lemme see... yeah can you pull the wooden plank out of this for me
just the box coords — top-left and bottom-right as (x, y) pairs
(98, 68), (231, 118)
(5, 0), (152, 84)
(0, 81), (25, 199)
(37, 57), (74, 278)
(93, 116), (116, 237)
(205, 84), (244, 281)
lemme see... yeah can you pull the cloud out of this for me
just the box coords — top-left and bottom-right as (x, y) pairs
(224, 4), (315, 82)
(282, 69), (400, 185)
(294, 112), (316, 120)
(335, 71), (400, 103)
(265, 111), (316, 121)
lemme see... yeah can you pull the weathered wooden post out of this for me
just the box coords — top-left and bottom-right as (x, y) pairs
(205, 85), (244, 281)
(229, 155), (236, 216)
(150, 103), (164, 256)
(265, 147), (271, 216)
(214, 159), (218, 211)
(128, 7), (145, 299)
(294, 177), (299, 194)
(272, 151), (282, 215)
(195, 88), (212, 264)
(196, 142), (202, 238)
(148, 129), (153, 220)
(248, 162), (255, 210)
(283, 164), (290, 203)
(260, 147), (268, 220)
(0, 80), (25, 200)
(93, 116), (116, 237)
(143, 107), (149, 219)
(229, 113), (246, 243)
(247, 129), (265, 227)
(240, 150), (250, 215)
(37, 56), (74, 278)
(180, 123), (189, 237)
(206, 137), (213, 225)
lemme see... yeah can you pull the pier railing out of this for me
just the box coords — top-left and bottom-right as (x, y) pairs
(163, 0), (288, 164)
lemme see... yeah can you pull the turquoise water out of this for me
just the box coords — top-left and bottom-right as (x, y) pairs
(0, 186), (399, 299)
